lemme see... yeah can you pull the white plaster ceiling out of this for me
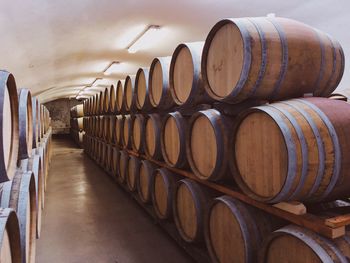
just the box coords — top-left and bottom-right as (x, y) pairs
(0, 0), (348, 102)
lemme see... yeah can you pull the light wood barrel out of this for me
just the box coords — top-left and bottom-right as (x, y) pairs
(92, 94), (98, 115)
(232, 97), (350, 203)
(202, 17), (345, 104)
(35, 145), (48, 192)
(161, 112), (188, 168)
(137, 160), (157, 204)
(109, 84), (116, 113)
(108, 116), (116, 143)
(144, 114), (163, 160)
(205, 196), (280, 263)
(115, 80), (124, 113)
(0, 171), (36, 263)
(170, 42), (211, 107)
(31, 97), (39, 149)
(103, 87), (109, 114)
(131, 114), (145, 153)
(111, 147), (120, 178)
(18, 89), (33, 161)
(98, 91), (104, 115)
(135, 68), (152, 111)
(20, 154), (44, 238)
(261, 225), (349, 262)
(0, 208), (21, 263)
(103, 116), (110, 141)
(98, 116), (104, 139)
(329, 89), (350, 102)
(124, 75), (136, 112)
(114, 115), (124, 147)
(149, 57), (175, 110)
(151, 168), (180, 220)
(126, 155), (141, 192)
(0, 72), (19, 182)
(122, 115), (132, 148)
(173, 179), (210, 243)
(187, 109), (233, 181)
(118, 150), (129, 184)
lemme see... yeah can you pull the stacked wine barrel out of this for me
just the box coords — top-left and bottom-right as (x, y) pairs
(0, 70), (53, 262)
(70, 104), (85, 147)
(83, 17), (350, 262)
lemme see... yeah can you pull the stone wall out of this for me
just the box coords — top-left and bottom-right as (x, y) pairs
(44, 98), (82, 134)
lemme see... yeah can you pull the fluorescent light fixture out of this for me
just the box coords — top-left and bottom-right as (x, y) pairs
(127, 25), (161, 53)
(104, 61), (121, 75)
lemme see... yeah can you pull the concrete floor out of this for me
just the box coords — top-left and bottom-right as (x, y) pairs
(36, 138), (193, 263)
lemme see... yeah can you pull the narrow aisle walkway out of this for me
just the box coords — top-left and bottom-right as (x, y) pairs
(36, 138), (192, 263)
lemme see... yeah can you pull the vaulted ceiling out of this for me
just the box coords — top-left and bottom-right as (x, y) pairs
(0, 0), (348, 103)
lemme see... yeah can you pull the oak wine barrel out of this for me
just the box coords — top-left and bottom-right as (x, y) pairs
(107, 116), (116, 143)
(122, 115), (132, 148)
(124, 75), (136, 112)
(20, 154), (44, 238)
(0, 208), (21, 263)
(18, 89), (33, 161)
(114, 115), (124, 147)
(109, 84), (116, 113)
(103, 116), (110, 141)
(149, 57), (175, 110)
(0, 71), (19, 182)
(137, 160), (157, 204)
(115, 80), (124, 113)
(187, 109), (233, 181)
(202, 17), (345, 104)
(31, 97), (39, 149)
(169, 42), (211, 108)
(126, 155), (141, 192)
(232, 97), (350, 203)
(98, 91), (104, 115)
(151, 168), (180, 220)
(111, 147), (120, 178)
(161, 111), (188, 168)
(144, 114), (163, 160)
(70, 104), (84, 118)
(103, 87), (109, 114)
(131, 114), (145, 153)
(135, 68), (152, 111)
(173, 179), (211, 243)
(205, 195), (281, 263)
(0, 171), (36, 263)
(118, 150), (129, 184)
(261, 225), (349, 262)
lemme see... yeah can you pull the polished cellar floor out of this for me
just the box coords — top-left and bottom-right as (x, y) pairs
(36, 138), (192, 263)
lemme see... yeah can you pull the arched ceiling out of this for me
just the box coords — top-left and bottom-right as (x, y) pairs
(0, 0), (348, 103)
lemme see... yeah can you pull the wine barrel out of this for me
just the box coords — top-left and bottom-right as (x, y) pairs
(329, 89), (350, 102)
(137, 160), (157, 204)
(109, 84), (116, 113)
(151, 168), (180, 220)
(122, 115), (132, 148)
(205, 195), (281, 263)
(118, 150), (129, 184)
(0, 171), (36, 263)
(115, 80), (124, 113)
(0, 208), (21, 263)
(232, 97), (350, 203)
(103, 116), (110, 141)
(173, 179), (210, 243)
(144, 114), (163, 160)
(124, 75), (136, 112)
(18, 89), (33, 161)
(161, 112), (188, 168)
(108, 116), (116, 143)
(103, 87), (109, 114)
(187, 109), (233, 181)
(35, 145), (48, 191)
(111, 147), (120, 179)
(202, 17), (345, 104)
(20, 154), (44, 238)
(70, 104), (84, 118)
(126, 155), (141, 192)
(98, 116), (104, 139)
(135, 68), (152, 111)
(169, 42), (211, 108)
(149, 57), (175, 110)
(131, 114), (145, 153)
(98, 91), (104, 115)
(261, 225), (348, 262)
(93, 94), (98, 115)
(0, 71), (19, 182)
(113, 115), (124, 147)
(31, 97), (39, 149)
(105, 144), (113, 172)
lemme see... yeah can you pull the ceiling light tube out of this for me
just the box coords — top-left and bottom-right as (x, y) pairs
(104, 61), (121, 75)
(127, 25), (161, 53)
